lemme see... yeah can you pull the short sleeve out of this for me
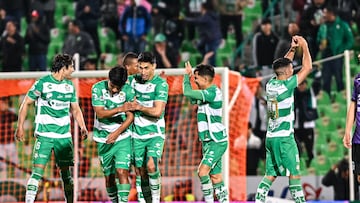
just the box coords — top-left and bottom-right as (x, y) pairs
(155, 80), (169, 103)
(285, 75), (298, 90)
(70, 81), (77, 103)
(352, 77), (358, 102)
(27, 80), (42, 100)
(200, 86), (216, 103)
(92, 83), (104, 106)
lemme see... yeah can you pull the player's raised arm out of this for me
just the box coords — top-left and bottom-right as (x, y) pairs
(294, 36), (312, 85)
(183, 61), (204, 101)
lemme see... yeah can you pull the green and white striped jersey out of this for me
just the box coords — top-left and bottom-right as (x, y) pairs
(91, 80), (135, 143)
(27, 74), (76, 139)
(266, 75), (298, 138)
(128, 74), (169, 139)
(194, 85), (227, 143)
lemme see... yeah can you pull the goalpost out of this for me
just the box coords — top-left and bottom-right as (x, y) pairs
(0, 66), (256, 202)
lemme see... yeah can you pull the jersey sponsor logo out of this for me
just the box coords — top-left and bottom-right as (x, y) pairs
(159, 90), (167, 98)
(47, 84), (52, 90)
(92, 93), (98, 100)
(118, 92), (126, 102)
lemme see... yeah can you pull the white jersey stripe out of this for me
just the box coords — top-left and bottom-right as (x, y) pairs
(35, 114), (70, 126)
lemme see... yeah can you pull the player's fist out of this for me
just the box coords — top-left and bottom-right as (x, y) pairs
(80, 127), (88, 140)
(15, 128), (25, 142)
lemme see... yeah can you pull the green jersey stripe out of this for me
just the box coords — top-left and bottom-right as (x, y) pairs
(91, 80), (135, 143)
(37, 123), (71, 134)
(27, 74), (76, 138)
(35, 114), (70, 126)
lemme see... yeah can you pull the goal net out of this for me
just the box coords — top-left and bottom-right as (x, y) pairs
(0, 68), (259, 202)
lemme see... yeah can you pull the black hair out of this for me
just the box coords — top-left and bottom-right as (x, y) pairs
(123, 52), (138, 66)
(109, 66), (128, 88)
(325, 6), (338, 16)
(201, 2), (214, 11)
(261, 18), (272, 25)
(272, 57), (293, 73)
(69, 19), (83, 30)
(138, 52), (156, 64)
(51, 54), (74, 72)
(337, 158), (349, 172)
(194, 64), (215, 79)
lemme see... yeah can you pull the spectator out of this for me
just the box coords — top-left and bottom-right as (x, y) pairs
(62, 19), (97, 70)
(213, 0), (248, 47)
(182, 0), (207, 41)
(151, 0), (181, 35)
(153, 33), (179, 68)
(252, 18), (279, 80)
(0, 9), (10, 35)
(299, 0), (326, 60)
(317, 6), (353, 98)
(76, 0), (101, 60)
(100, 0), (119, 38)
(0, 20), (25, 72)
(294, 70), (321, 167)
(274, 22), (300, 62)
(31, 0), (55, 28)
(119, 0), (151, 53)
(322, 158), (353, 200)
(184, 2), (222, 66)
(25, 10), (50, 71)
(327, 0), (359, 25)
(0, 0), (24, 30)
(0, 96), (21, 178)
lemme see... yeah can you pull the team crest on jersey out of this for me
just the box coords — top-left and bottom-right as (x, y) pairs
(65, 84), (70, 91)
(118, 92), (126, 102)
(146, 84), (153, 91)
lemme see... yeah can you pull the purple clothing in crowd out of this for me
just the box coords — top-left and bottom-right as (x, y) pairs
(352, 73), (360, 143)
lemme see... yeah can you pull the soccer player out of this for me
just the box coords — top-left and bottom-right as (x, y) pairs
(15, 54), (88, 203)
(127, 52), (169, 203)
(91, 66), (135, 202)
(343, 53), (360, 198)
(254, 35), (312, 203)
(182, 62), (229, 203)
(122, 52), (139, 76)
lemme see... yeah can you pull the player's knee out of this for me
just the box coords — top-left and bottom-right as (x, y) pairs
(105, 174), (117, 187)
(146, 157), (158, 172)
(116, 169), (129, 179)
(210, 174), (223, 184)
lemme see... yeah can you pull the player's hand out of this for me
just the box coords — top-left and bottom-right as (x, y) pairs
(80, 127), (88, 140)
(185, 61), (192, 76)
(15, 127), (25, 142)
(343, 132), (352, 149)
(106, 132), (119, 144)
(129, 98), (141, 111)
